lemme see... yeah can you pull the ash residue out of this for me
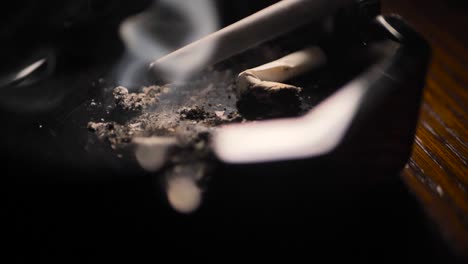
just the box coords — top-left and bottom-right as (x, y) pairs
(179, 106), (214, 121)
(88, 69), (244, 150)
(113, 85), (161, 111)
(87, 76), (238, 213)
(87, 121), (132, 148)
(87, 112), (175, 149)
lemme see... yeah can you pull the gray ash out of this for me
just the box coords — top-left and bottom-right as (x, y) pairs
(87, 69), (244, 151)
(113, 85), (161, 111)
(87, 70), (243, 213)
(87, 121), (132, 148)
(87, 112), (174, 149)
(179, 106), (214, 121)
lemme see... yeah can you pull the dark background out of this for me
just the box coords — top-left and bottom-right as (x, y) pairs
(5, 0), (467, 262)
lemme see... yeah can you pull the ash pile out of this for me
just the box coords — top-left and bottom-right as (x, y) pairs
(87, 69), (244, 214)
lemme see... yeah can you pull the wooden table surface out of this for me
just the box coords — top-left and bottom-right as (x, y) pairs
(382, 0), (468, 257)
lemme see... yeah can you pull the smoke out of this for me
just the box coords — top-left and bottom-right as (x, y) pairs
(118, 0), (220, 87)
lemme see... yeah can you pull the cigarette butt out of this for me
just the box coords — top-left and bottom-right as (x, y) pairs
(237, 46), (326, 96)
(236, 46), (326, 118)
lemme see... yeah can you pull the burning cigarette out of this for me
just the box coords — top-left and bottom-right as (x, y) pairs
(236, 46), (327, 96)
(149, 0), (351, 80)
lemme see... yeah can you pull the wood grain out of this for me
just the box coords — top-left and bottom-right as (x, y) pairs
(382, 0), (468, 256)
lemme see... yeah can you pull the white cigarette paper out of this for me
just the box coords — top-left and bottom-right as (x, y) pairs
(149, 0), (352, 80)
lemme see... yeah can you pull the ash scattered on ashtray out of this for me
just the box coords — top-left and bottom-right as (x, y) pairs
(87, 70), (243, 151)
(113, 85), (162, 111)
(87, 70), (244, 213)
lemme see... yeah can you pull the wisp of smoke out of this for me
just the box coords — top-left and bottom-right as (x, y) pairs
(118, 0), (219, 87)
